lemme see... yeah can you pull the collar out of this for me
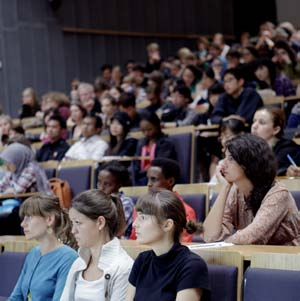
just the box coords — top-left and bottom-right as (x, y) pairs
(81, 134), (100, 143)
(77, 237), (122, 270)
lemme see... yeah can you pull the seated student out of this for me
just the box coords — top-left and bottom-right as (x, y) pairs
(118, 92), (142, 131)
(61, 190), (133, 301)
(63, 113), (108, 161)
(130, 158), (196, 242)
(132, 111), (176, 185)
(0, 143), (52, 195)
(161, 85), (199, 127)
(68, 101), (87, 140)
(9, 195), (77, 301)
(251, 107), (300, 176)
(77, 82), (101, 114)
(36, 115), (70, 162)
(126, 189), (210, 301)
(105, 111), (137, 157)
(254, 58), (296, 97)
(211, 67), (263, 124)
(100, 94), (118, 134)
(97, 161), (134, 238)
(19, 87), (40, 119)
(209, 117), (246, 184)
(203, 134), (300, 245)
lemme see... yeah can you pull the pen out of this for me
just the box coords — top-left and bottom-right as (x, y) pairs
(287, 154), (297, 167)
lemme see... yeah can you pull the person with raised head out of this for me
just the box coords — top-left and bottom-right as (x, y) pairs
(9, 194), (77, 301)
(63, 113), (108, 161)
(61, 190), (133, 301)
(97, 161), (134, 238)
(203, 134), (300, 245)
(36, 115), (70, 162)
(130, 158), (196, 242)
(211, 67), (263, 124)
(0, 143), (52, 195)
(251, 107), (300, 176)
(68, 101), (87, 140)
(126, 189), (210, 301)
(105, 111), (137, 157)
(118, 92), (142, 131)
(132, 111), (176, 185)
(77, 82), (101, 114)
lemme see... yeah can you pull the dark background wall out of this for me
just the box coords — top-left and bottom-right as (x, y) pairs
(0, 0), (279, 117)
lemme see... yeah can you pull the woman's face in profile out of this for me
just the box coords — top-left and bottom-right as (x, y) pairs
(251, 110), (279, 143)
(140, 120), (158, 141)
(221, 150), (246, 183)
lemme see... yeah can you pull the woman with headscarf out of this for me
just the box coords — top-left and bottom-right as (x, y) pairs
(0, 142), (52, 195)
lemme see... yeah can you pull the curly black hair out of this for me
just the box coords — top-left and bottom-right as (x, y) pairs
(226, 133), (277, 215)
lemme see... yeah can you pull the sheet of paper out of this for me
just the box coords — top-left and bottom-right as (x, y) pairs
(188, 242), (234, 249)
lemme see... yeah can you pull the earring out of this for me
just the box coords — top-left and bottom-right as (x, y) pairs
(47, 227), (53, 235)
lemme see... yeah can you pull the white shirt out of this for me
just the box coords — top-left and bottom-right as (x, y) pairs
(74, 272), (104, 301)
(64, 135), (108, 161)
(61, 237), (133, 301)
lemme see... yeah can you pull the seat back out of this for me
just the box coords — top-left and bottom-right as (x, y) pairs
(57, 160), (94, 197)
(169, 131), (194, 183)
(290, 190), (300, 210)
(208, 264), (237, 301)
(182, 194), (206, 222)
(0, 251), (27, 297)
(243, 267), (300, 301)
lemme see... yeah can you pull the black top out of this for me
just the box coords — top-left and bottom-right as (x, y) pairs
(106, 137), (137, 157)
(211, 87), (263, 124)
(129, 243), (210, 301)
(273, 137), (300, 176)
(36, 138), (70, 162)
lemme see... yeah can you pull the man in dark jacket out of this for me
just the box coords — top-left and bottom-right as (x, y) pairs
(211, 67), (263, 124)
(36, 115), (69, 162)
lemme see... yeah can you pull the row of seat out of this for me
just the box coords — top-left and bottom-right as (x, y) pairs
(1, 249), (299, 301)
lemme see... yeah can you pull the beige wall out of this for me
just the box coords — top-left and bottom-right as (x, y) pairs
(276, 0), (300, 28)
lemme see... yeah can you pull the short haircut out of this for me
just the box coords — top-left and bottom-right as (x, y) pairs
(99, 161), (131, 187)
(85, 113), (103, 129)
(150, 158), (180, 184)
(101, 64), (112, 72)
(48, 115), (67, 129)
(223, 67), (244, 81)
(118, 92), (136, 108)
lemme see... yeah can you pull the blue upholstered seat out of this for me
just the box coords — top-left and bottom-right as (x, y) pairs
(57, 165), (92, 197)
(0, 251), (27, 297)
(208, 264), (237, 301)
(243, 267), (300, 301)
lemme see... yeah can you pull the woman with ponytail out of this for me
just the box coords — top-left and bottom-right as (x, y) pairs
(203, 134), (300, 245)
(9, 194), (77, 301)
(126, 189), (210, 301)
(61, 190), (133, 301)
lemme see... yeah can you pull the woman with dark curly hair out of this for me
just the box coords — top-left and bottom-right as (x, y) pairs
(203, 133), (300, 245)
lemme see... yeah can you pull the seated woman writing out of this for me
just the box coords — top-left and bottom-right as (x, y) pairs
(203, 134), (300, 245)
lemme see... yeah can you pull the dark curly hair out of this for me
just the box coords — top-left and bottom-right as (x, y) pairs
(225, 134), (277, 215)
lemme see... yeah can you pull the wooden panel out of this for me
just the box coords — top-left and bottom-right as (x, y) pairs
(251, 252), (300, 270)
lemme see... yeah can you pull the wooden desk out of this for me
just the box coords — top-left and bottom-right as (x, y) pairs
(0, 192), (37, 201)
(208, 245), (300, 261)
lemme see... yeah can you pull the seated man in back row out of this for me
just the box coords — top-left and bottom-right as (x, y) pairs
(63, 113), (108, 161)
(211, 67), (263, 124)
(130, 158), (196, 242)
(36, 115), (69, 162)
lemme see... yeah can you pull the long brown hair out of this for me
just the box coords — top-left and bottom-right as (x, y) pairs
(71, 189), (126, 239)
(20, 194), (76, 248)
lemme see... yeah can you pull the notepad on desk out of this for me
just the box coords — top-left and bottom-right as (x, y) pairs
(188, 242), (234, 249)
